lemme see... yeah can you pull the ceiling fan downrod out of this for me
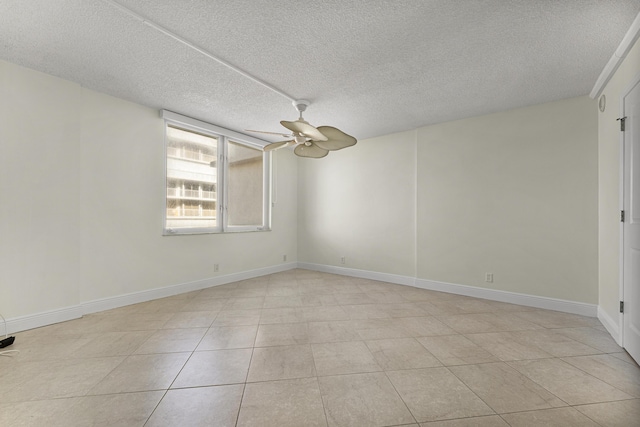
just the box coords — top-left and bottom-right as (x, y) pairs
(293, 99), (310, 121)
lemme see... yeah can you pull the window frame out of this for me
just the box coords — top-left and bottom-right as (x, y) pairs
(162, 110), (271, 235)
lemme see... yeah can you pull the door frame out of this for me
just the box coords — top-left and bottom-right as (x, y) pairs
(618, 71), (640, 347)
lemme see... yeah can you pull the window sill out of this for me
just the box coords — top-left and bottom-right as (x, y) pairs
(163, 227), (271, 236)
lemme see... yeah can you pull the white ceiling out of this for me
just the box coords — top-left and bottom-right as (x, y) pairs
(1, 0), (639, 143)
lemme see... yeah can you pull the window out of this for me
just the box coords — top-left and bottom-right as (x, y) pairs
(163, 110), (270, 234)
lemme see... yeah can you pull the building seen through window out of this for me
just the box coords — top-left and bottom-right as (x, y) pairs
(166, 125), (218, 229)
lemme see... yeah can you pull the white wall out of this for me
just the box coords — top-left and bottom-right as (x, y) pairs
(299, 96), (599, 304)
(0, 59), (298, 323)
(597, 36), (640, 333)
(297, 130), (417, 276)
(0, 61), (82, 317)
(417, 97), (598, 302)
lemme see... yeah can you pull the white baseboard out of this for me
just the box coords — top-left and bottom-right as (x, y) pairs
(414, 278), (598, 317)
(297, 262), (415, 286)
(299, 262), (598, 317)
(5, 305), (84, 335)
(6, 262), (297, 334)
(597, 306), (622, 345)
(82, 262), (298, 315)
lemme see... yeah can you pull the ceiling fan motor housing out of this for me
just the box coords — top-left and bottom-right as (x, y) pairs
(293, 99), (310, 114)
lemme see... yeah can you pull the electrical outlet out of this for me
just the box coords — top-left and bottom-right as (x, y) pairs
(214, 263), (219, 272)
(283, 254), (287, 262)
(340, 257), (346, 265)
(485, 273), (493, 283)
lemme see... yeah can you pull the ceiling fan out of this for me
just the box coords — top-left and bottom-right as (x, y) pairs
(247, 100), (357, 158)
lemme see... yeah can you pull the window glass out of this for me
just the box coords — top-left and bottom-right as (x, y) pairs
(166, 126), (218, 230)
(227, 140), (264, 227)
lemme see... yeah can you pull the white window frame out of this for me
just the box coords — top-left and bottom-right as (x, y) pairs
(162, 110), (271, 235)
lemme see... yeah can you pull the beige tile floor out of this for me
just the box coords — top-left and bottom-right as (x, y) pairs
(1, 269), (639, 426)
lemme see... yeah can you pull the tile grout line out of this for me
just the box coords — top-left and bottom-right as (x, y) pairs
(381, 369), (420, 425)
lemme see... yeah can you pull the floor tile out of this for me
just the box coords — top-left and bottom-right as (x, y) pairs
(89, 353), (190, 394)
(449, 362), (566, 413)
(436, 313), (541, 334)
(181, 297), (228, 312)
(500, 407), (600, 426)
(263, 296), (303, 308)
(162, 311), (218, 328)
(413, 301), (460, 316)
(134, 328), (207, 354)
(562, 354), (640, 397)
(3, 334), (89, 362)
(465, 332), (554, 361)
(35, 315), (109, 335)
(300, 294), (339, 306)
(365, 338), (441, 370)
(225, 297), (265, 310)
(312, 341), (381, 376)
(431, 298), (496, 315)
(365, 291), (410, 303)
(255, 322), (310, 347)
(417, 335), (499, 366)
(213, 309), (261, 326)
(59, 391), (164, 427)
(386, 367), (494, 422)
(513, 310), (599, 328)
(318, 372), (415, 427)
(344, 304), (392, 319)
(508, 329), (601, 357)
(554, 326), (623, 353)
(611, 351), (640, 365)
(575, 398), (640, 427)
(111, 313), (177, 331)
(308, 320), (362, 343)
(483, 299), (537, 313)
(0, 398), (76, 427)
(334, 293), (379, 305)
(247, 344), (316, 382)
(228, 288), (267, 298)
(238, 378), (327, 427)
(198, 287), (233, 298)
(172, 348), (252, 387)
(260, 307), (304, 324)
(265, 286), (299, 297)
(398, 290), (443, 302)
(508, 358), (632, 405)
(356, 280), (403, 293)
(380, 303), (429, 318)
(394, 317), (457, 337)
(300, 306), (350, 322)
(196, 325), (257, 350)
(325, 282), (362, 294)
(147, 384), (243, 427)
(419, 415), (509, 426)
(70, 331), (155, 358)
(1, 357), (125, 402)
(353, 319), (411, 340)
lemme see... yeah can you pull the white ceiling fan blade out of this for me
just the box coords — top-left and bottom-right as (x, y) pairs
(294, 143), (329, 158)
(313, 126), (357, 151)
(246, 129), (292, 138)
(280, 120), (328, 141)
(263, 140), (294, 152)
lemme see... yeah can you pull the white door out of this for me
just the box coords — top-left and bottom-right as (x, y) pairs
(623, 77), (640, 364)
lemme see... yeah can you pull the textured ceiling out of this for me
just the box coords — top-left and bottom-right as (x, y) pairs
(1, 0), (639, 143)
